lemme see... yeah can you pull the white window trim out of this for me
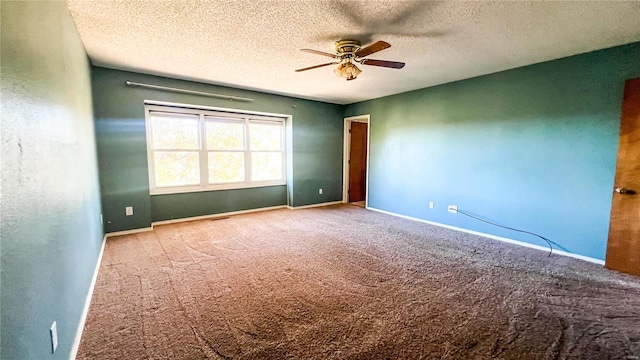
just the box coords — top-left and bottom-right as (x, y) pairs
(145, 103), (287, 195)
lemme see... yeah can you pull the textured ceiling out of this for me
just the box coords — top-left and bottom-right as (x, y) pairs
(66, 0), (640, 105)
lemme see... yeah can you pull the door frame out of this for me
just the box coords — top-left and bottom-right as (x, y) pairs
(343, 114), (371, 206)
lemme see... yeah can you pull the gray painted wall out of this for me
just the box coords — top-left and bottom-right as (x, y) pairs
(1, 2), (104, 359)
(92, 68), (344, 232)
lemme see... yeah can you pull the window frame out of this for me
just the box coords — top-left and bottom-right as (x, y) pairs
(145, 103), (287, 195)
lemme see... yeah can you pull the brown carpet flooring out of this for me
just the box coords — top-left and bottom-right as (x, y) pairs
(78, 205), (640, 359)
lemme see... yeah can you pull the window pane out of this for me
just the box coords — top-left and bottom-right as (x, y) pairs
(209, 152), (245, 183)
(250, 122), (281, 151)
(251, 152), (282, 181)
(150, 112), (199, 150)
(206, 121), (244, 150)
(154, 151), (200, 187)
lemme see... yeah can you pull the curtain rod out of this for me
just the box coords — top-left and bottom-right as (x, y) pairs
(124, 80), (254, 102)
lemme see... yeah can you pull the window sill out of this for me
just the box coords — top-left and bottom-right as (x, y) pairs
(150, 181), (286, 196)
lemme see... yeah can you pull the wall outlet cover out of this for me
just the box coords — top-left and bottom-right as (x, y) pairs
(429, 202), (434, 209)
(125, 206), (133, 216)
(50, 321), (58, 353)
(319, 188), (323, 195)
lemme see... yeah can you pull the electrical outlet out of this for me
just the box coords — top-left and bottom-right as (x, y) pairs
(100, 214), (103, 224)
(448, 205), (458, 214)
(429, 202), (434, 209)
(50, 321), (58, 353)
(125, 206), (133, 216)
(319, 188), (323, 195)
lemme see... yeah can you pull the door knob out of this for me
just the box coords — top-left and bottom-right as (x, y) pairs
(615, 187), (636, 195)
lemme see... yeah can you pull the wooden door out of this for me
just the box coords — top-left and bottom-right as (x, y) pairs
(606, 78), (640, 276)
(348, 122), (368, 202)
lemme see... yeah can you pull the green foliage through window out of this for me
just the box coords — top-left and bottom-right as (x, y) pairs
(146, 106), (285, 194)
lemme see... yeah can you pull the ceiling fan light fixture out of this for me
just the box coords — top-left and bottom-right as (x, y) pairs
(334, 61), (362, 80)
(296, 40), (404, 80)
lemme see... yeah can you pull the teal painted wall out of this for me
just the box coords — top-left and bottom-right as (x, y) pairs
(92, 68), (343, 232)
(345, 43), (640, 261)
(1, 2), (103, 359)
(151, 186), (287, 222)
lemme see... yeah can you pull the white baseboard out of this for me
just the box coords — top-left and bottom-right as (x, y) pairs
(288, 201), (344, 210)
(69, 234), (107, 360)
(367, 206), (605, 265)
(105, 226), (154, 237)
(152, 205), (287, 226)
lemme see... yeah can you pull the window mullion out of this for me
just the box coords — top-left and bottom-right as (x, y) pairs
(245, 117), (251, 184)
(199, 113), (208, 188)
(281, 122), (286, 183)
(146, 107), (157, 193)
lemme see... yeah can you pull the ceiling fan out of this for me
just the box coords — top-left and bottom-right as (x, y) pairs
(295, 40), (405, 81)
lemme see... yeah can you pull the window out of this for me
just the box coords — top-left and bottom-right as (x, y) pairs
(145, 104), (286, 194)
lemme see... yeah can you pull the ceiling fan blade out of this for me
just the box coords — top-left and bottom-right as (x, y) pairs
(355, 41), (391, 58)
(300, 49), (338, 59)
(295, 62), (338, 72)
(360, 59), (405, 69)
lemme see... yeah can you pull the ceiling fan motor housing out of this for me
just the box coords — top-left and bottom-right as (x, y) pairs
(335, 40), (361, 58)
